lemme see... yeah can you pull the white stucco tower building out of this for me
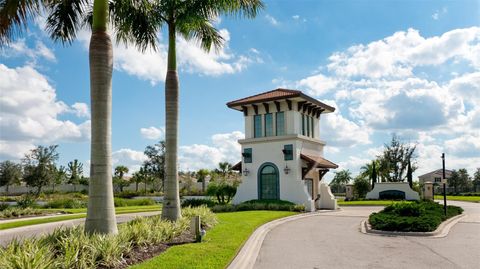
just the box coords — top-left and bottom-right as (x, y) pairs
(227, 89), (338, 211)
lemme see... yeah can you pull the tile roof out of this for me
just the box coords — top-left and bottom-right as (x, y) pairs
(226, 88), (335, 112)
(300, 153), (339, 169)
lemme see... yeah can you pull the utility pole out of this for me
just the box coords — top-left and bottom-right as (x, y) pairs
(442, 153), (447, 216)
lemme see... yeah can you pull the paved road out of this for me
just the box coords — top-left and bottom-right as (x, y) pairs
(0, 211), (161, 246)
(255, 201), (480, 269)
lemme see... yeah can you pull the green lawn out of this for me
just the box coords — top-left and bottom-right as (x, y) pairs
(434, 195), (480, 203)
(0, 205), (161, 230)
(131, 211), (297, 269)
(338, 199), (400, 206)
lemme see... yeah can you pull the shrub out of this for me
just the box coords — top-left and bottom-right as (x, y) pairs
(17, 195), (37, 209)
(44, 199), (87, 209)
(0, 239), (55, 269)
(0, 203), (9, 211)
(209, 199), (305, 213)
(114, 198), (156, 207)
(115, 190), (142, 199)
(369, 201), (463, 232)
(181, 198), (216, 208)
(0, 207), (44, 218)
(206, 182), (237, 204)
(1, 206), (218, 269)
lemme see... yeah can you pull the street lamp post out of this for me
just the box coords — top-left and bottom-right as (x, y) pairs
(442, 153), (447, 216)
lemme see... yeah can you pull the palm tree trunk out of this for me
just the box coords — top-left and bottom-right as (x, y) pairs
(85, 0), (117, 235)
(161, 23), (181, 221)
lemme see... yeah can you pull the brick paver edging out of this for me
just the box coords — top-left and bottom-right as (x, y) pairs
(227, 210), (338, 269)
(360, 213), (467, 238)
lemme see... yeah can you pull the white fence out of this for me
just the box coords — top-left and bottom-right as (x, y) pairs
(0, 182), (207, 195)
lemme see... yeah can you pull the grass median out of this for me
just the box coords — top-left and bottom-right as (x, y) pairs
(131, 210), (297, 269)
(434, 195), (480, 203)
(0, 205), (161, 230)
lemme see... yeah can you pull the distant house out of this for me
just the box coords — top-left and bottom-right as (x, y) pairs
(418, 169), (453, 185)
(227, 89), (338, 211)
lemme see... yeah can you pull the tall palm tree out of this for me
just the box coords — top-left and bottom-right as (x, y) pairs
(0, 0), (119, 234)
(112, 0), (264, 221)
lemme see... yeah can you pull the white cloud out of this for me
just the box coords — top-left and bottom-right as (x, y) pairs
(327, 27), (480, 78)
(0, 39), (56, 62)
(178, 131), (244, 171)
(292, 15), (300, 20)
(432, 7), (448, 20)
(112, 148), (147, 174)
(71, 103), (90, 118)
(140, 126), (164, 140)
(77, 28), (259, 85)
(297, 73), (339, 96)
(265, 14), (279, 26)
(0, 64), (90, 160)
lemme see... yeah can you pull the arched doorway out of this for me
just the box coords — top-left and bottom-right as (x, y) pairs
(258, 163), (279, 200)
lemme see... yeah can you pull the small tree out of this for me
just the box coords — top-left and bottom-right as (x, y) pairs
(457, 169), (471, 193)
(113, 165), (129, 192)
(473, 169), (480, 192)
(131, 168), (147, 192)
(379, 134), (417, 182)
(448, 170), (460, 194)
(143, 141), (166, 191)
(0, 161), (22, 193)
(353, 176), (370, 199)
(206, 181), (237, 204)
(23, 145), (59, 196)
(196, 169), (210, 192)
(329, 169), (352, 193)
(407, 160), (413, 188)
(52, 165), (67, 192)
(67, 159), (84, 192)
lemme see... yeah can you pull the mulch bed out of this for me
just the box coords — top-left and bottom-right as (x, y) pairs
(115, 231), (196, 269)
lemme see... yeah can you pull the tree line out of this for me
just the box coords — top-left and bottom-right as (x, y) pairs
(329, 135), (480, 198)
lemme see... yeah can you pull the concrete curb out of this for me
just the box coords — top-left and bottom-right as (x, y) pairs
(227, 210), (337, 269)
(360, 213), (467, 238)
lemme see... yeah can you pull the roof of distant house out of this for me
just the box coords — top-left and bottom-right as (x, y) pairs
(227, 88), (335, 113)
(418, 169), (453, 178)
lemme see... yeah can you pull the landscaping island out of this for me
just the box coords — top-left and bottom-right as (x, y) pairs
(368, 200), (463, 232)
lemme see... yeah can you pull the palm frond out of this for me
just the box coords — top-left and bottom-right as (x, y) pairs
(110, 0), (165, 52)
(44, 0), (89, 45)
(0, 0), (43, 45)
(174, 0), (263, 52)
(176, 15), (223, 52)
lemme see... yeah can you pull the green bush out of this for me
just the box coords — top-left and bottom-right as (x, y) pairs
(113, 197), (156, 207)
(17, 195), (37, 209)
(181, 198), (216, 208)
(210, 199), (305, 213)
(115, 190), (143, 199)
(0, 203), (9, 211)
(206, 182), (237, 204)
(44, 199), (87, 209)
(369, 201), (463, 232)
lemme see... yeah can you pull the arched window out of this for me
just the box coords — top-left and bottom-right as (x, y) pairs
(258, 164), (279, 200)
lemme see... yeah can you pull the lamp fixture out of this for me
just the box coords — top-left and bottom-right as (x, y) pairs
(284, 165), (290, 175)
(242, 168), (250, 176)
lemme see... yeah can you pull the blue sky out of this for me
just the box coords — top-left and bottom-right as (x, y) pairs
(1, 0), (479, 181)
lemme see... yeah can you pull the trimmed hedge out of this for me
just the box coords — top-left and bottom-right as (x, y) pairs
(369, 200), (463, 232)
(180, 198), (305, 212)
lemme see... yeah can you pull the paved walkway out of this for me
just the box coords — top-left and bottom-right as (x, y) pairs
(255, 201), (480, 269)
(0, 211), (161, 246)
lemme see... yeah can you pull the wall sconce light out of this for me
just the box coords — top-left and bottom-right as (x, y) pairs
(243, 168), (250, 176)
(284, 165), (290, 175)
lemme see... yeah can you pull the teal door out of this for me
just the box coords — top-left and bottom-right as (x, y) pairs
(258, 163), (279, 200)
